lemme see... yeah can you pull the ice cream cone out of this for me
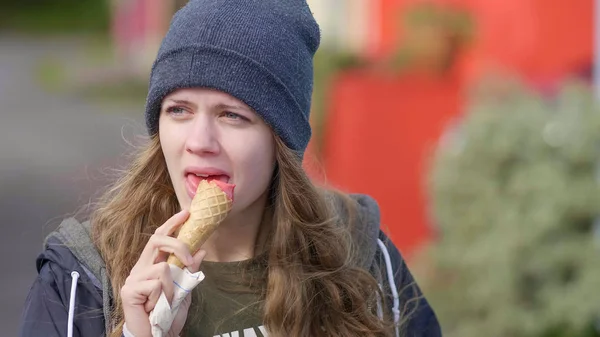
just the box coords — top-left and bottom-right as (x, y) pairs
(167, 179), (234, 268)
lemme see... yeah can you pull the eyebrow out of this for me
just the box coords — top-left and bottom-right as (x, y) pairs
(162, 99), (251, 112)
(215, 103), (252, 111)
(164, 99), (195, 106)
(162, 99), (196, 112)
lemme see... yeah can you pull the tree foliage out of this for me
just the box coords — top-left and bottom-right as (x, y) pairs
(422, 79), (600, 337)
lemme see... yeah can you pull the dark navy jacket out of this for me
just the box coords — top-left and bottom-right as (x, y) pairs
(19, 196), (442, 337)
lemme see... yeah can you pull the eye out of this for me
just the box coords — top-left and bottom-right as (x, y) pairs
(221, 111), (249, 122)
(165, 106), (189, 117)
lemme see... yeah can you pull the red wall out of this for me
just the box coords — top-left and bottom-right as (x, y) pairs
(315, 70), (463, 257)
(310, 0), (592, 256)
(368, 0), (593, 85)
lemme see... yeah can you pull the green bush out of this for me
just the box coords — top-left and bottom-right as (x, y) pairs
(422, 79), (600, 337)
(0, 0), (110, 34)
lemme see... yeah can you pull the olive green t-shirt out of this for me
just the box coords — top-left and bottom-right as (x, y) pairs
(182, 255), (267, 337)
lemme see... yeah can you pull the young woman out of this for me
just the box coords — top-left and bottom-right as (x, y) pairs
(19, 1), (441, 336)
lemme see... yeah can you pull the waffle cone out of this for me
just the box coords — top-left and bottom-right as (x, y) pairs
(167, 180), (233, 268)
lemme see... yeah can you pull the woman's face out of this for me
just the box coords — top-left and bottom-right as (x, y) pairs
(159, 87), (275, 217)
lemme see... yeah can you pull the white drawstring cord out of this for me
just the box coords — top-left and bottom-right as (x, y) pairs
(68, 271), (80, 337)
(377, 239), (400, 337)
(376, 284), (384, 320)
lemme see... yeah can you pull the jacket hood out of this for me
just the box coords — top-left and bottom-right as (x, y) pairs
(42, 217), (114, 334)
(330, 193), (382, 269)
(38, 235), (81, 275)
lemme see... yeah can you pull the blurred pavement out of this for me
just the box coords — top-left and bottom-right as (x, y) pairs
(0, 34), (145, 335)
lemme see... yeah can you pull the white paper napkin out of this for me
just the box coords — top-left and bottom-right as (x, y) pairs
(149, 265), (204, 337)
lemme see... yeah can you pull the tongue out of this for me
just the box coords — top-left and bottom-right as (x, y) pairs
(188, 174), (235, 201)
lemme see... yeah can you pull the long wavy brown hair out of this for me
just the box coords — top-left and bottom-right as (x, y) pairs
(91, 134), (396, 337)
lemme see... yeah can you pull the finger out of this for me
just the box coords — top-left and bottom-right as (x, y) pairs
(188, 249), (207, 273)
(141, 280), (164, 313)
(128, 262), (175, 303)
(130, 261), (171, 281)
(154, 210), (190, 236)
(136, 234), (194, 268)
(121, 279), (161, 308)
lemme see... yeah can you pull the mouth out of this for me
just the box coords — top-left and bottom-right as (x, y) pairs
(184, 168), (231, 199)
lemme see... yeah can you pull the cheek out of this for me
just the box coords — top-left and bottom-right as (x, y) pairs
(159, 117), (188, 155)
(229, 131), (275, 196)
(159, 120), (185, 177)
(159, 131), (174, 166)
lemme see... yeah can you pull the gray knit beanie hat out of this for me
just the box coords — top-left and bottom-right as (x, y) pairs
(144, 0), (321, 157)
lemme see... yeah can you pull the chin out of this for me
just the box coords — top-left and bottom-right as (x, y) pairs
(175, 192), (191, 210)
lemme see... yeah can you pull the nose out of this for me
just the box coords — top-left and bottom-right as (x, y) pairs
(184, 114), (220, 155)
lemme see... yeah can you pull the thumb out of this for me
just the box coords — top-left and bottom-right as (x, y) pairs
(188, 249), (207, 273)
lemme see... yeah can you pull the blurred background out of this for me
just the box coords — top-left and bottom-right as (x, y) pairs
(1, 0), (598, 336)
